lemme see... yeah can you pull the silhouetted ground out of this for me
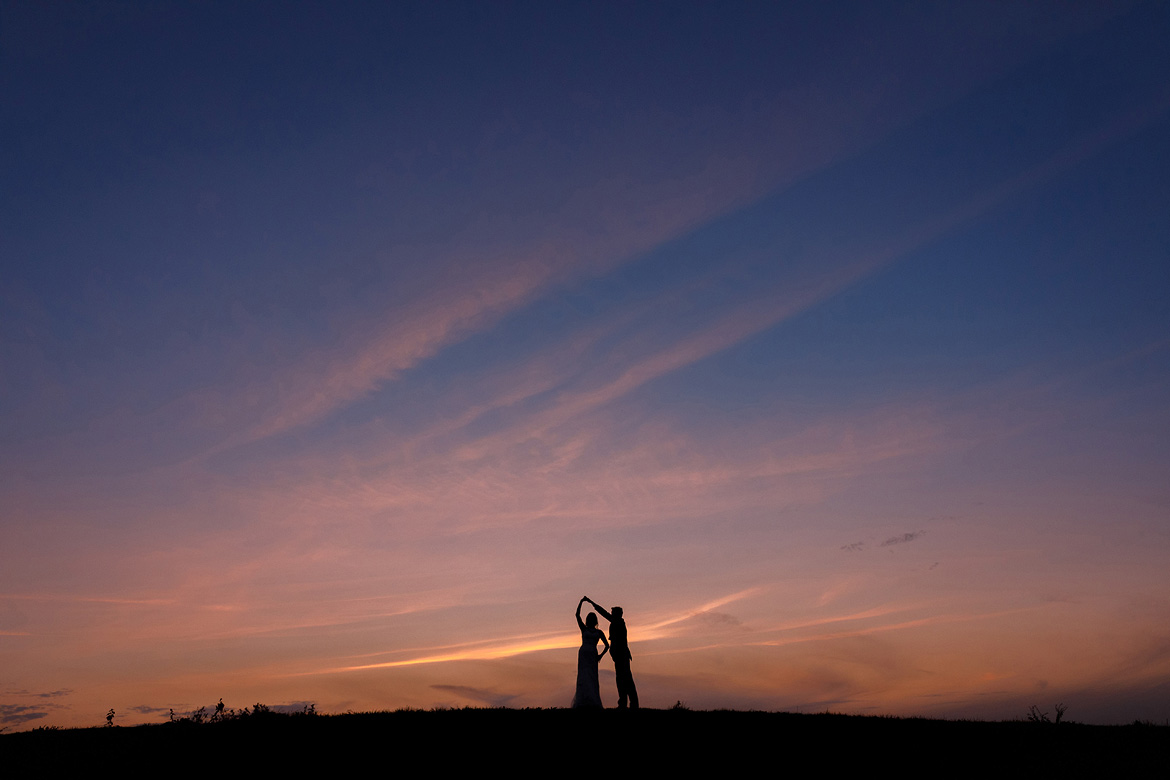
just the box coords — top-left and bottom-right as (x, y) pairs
(4, 708), (1168, 774)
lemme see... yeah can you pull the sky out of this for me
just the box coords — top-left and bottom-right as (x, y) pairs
(2, 1), (1169, 729)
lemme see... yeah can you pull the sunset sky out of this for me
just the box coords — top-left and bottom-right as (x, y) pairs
(3, 1), (1169, 729)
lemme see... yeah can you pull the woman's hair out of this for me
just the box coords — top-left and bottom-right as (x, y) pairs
(586, 612), (598, 628)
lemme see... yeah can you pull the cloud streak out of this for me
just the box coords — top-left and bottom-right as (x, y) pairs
(0, 704), (49, 727)
(430, 684), (518, 708)
(881, 531), (926, 547)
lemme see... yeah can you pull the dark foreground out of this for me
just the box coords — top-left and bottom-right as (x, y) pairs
(4, 708), (1167, 775)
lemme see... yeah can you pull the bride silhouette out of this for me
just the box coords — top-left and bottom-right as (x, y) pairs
(572, 596), (610, 708)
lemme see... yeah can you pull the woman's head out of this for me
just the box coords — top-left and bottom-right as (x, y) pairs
(586, 612), (598, 628)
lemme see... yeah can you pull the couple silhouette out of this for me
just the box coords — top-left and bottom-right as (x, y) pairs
(572, 596), (638, 709)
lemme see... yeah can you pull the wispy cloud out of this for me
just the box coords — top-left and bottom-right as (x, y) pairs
(311, 632), (577, 673)
(299, 590), (764, 675)
(194, 136), (845, 456)
(431, 684), (518, 708)
(196, 64), (1143, 461)
(0, 704), (49, 727)
(1, 689), (72, 699)
(0, 689), (72, 727)
(637, 589), (763, 639)
(1, 594), (175, 606)
(881, 531), (926, 547)
(33, 689), (71, 699)
(219, 261), (558, 450)
(749, 606), (1042, 649)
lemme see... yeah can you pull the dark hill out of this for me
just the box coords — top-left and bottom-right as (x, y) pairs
(4, 708), (1167, 775)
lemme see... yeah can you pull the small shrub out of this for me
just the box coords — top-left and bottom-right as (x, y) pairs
(1027, 703), (1068, 724)
(1026, 705), (1049, 723)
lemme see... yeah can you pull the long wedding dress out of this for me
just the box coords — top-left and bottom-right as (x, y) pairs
(571, 625), (605, 708)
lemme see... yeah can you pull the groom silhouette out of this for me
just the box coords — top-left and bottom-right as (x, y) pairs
(585, 596), (639, 709)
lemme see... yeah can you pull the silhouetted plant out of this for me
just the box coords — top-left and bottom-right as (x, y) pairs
(105, 708), (115, 727)
(1027, 703), (1068, 724)
(671, 700), (690, 711)
(161, 699), (311, 726)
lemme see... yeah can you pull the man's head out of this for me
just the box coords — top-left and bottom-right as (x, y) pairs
(612, 606), (623, 618)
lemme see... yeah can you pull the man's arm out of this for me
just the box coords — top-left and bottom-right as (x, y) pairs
(585, 597), (613, 622)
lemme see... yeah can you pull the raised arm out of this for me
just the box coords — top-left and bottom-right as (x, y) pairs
(575, 597), (586, 631)
(585, 597), (613, 623)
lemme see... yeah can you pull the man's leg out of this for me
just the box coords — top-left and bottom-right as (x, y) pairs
(616, 661), (638, 709)
(625, 668), (638, 709)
